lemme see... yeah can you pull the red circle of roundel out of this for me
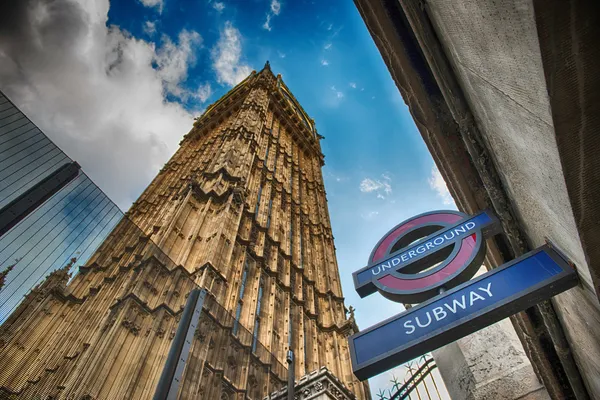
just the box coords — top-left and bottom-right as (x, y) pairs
(367, 210), (487, 304)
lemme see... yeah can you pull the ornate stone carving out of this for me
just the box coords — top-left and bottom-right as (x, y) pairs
(0, 63), (368, 400)
(264, 367), (356, 400)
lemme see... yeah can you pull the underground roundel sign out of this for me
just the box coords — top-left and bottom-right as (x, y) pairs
(353, 210), (501, 303)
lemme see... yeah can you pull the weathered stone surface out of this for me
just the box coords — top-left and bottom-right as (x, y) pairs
(434, 319), (549, 400)
(353, 0), (600, 398)
(265, 367), (356, 400)
(0, 65), (369, 399)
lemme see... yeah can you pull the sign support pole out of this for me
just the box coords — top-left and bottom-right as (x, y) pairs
(153, 288), (207, 400)
(287, 349), (295, 400)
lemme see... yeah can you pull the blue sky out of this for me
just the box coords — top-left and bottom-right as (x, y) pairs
(0, 0), (453, 396)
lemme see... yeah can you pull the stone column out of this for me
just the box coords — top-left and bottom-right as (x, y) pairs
(433, 318), (550, 400)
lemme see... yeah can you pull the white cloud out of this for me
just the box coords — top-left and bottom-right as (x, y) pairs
(330, 86), (343, 98)
(144, 20), (156, 35)
(429, 165), (454, 205)
(278, 51), (286, 58)
(321, 59), (329, 66)
(0, 0), (200, 209)
(154, 30), (203, 100)
(196, 82), (212, 103)
(138, 0), (163, 13)
(327, 23), (333, 30)
(263, 0), (282, 31)
(211, 21), (252, 86)
(359, 174), (392, 199)
(361, 211), (379, 220)
(213, 1), (225, 12)
(262, 14), (272, 31)
(270, 0), (281, 15)
(349, 82), (357, 89)
(324, 43), (332, 50)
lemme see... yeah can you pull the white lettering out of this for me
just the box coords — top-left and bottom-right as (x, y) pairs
(443, 231), (455, 240)
(401, 253), (409, 262)
(469, 291), (485, 306)
(404, 320), (416, 335)
(444, 296), (467, 313)
(371, 266), (381, 276)
(408, 250), (416, 258)
(454, 226), (466, 234)
(392, 258), (400, 266)
(433, 237), (444, 245)
(381, 262), (392, 271)
(415, 312), (432, 328)
(406, 286), (495, 335)
(479, 282), (493, 298)
(465, 221), (476, 230)
(432, 307), (447, 321)
(416, 246), (426, 254)
(425, 242), (434, 250)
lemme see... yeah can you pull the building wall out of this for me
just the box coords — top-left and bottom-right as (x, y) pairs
(424, 1), (600, 395)
(353, 0), (600, 398)
(0, 66), (369, 399)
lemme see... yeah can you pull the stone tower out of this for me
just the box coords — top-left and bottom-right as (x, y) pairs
(0, 63), (370, 399)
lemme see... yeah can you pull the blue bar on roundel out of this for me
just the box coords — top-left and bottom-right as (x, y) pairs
(349, 245), (578, 381)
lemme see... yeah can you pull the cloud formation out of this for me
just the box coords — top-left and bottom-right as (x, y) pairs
(138, 0), (163, 13)
(262, 0), (281, 31)
(213, 2), (225, 12)
(361, 210), (379, 220)
(144, 20), (157, 35)
(360, 174), (392, 199)
(270, 0), (281, 15)
(262, 14), (273, 31)
(330, 86), (343, 99)
(0, 0), (200, 209)
(429, 165), (454, 205)
(155, 29), (204, 100)
(212, 22), (252, 86)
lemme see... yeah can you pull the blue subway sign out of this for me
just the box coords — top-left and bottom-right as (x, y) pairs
(349, 210), (579, 381)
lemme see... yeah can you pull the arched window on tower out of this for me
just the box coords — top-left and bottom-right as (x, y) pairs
(233, 256), (250, 336)
(255, 185), (262, 218)
(299, 222), (304, 269)
(252, 275), (265, 353)
(266, 198), (273, 229)
(288, 302), (294, 349)
(289, 215), (294, 255)
(303, 317), (309, 374)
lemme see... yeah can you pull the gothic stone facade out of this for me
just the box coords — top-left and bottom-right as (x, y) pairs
(0, 64), (370, 400)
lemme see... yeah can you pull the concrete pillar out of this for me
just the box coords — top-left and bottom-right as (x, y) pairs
(433, 318), (549, 400)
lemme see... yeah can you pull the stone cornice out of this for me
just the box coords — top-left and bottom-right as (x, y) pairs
(264, 366), (357, 400)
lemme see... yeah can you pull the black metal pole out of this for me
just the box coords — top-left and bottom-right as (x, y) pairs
(287, 349), (295, 400)
(153, 288), (206, 400)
